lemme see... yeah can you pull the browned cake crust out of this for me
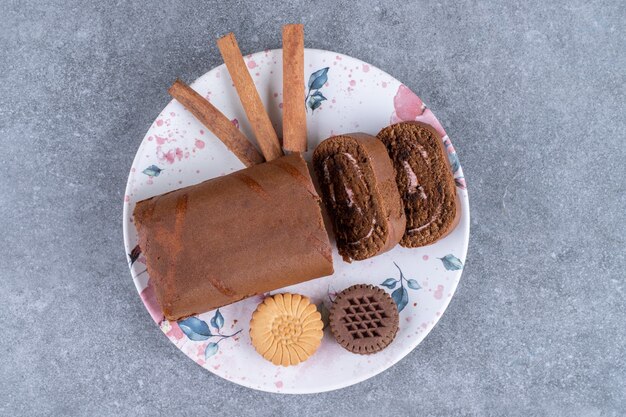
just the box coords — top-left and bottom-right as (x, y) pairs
(133, 153), (333, 321)
(377, 122), (460, 247)
(312, 133), (406, 262)
(329, 284), (399, 354)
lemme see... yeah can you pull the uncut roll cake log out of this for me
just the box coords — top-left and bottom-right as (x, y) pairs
(376, 121), (460, 247)
(133, 153), (333, 321)
(313, 133), (406, 262)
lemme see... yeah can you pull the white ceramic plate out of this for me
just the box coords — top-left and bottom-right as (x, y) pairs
(123, 48), (469, 394)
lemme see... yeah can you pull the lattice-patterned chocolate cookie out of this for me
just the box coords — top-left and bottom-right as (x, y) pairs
(329, 284), (399, 354)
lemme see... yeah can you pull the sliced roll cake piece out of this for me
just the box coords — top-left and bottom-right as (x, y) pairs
(313, 133), (406, 262)
(377, 121), (460, 247)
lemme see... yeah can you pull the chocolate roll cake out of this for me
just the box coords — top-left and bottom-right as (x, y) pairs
(377, 122), (460, 247)
(133, 153), (333, 321)
(313, 134), (406, 262)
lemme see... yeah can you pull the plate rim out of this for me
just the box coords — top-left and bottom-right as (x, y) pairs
(122, 47), (470, 394)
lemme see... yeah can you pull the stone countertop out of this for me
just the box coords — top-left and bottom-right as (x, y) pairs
(1, 1), (624, 416)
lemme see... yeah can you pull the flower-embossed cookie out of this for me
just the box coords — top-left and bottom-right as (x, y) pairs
(249, 293), (323, 366)
(329, 284), (399, 354)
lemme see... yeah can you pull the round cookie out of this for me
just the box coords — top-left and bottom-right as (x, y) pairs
(329, 284), (399, 354)
(249, 293), (324, 366)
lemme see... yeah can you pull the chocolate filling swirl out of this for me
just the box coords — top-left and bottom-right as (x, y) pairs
(322, 153), (376, 247)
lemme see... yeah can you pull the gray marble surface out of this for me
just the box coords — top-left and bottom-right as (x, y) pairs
(1, 0), (624, 416)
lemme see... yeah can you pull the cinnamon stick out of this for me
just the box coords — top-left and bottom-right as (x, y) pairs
(217, 33), (283, 161)
(282, 24), (307, 152)
(168, 79), (264, 167)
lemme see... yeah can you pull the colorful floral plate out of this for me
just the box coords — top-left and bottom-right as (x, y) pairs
(123, 48), (469, 394)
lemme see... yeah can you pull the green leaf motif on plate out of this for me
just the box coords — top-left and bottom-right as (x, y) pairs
(406, 279), (421, 290)
(391, 286), (409, 312)
(205, 342), (219, 359)
(142, 165), (163, 177)
(380, 278), (398, 289)
(210, 309), (224, 330)
(379, 262), (422, 312)
(440, 254), (463, 271)
(178, 317), (212, 341)
(306, 67), (330, 113)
